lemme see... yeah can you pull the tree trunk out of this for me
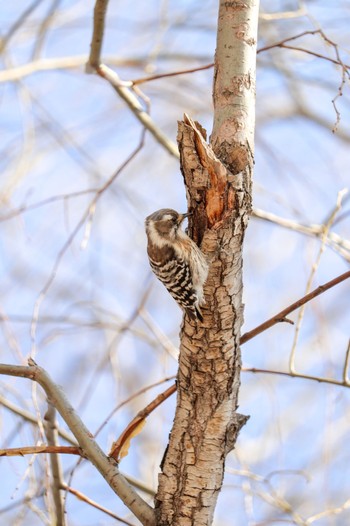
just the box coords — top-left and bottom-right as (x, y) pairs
(155, 2), (259, 525)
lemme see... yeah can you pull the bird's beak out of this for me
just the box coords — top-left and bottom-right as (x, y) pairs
(179, 211), (192, 223)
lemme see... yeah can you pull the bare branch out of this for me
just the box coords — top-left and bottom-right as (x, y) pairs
(0, 445), (83, 457)
(0, 394), (76, 444)
(89, 0), (109, 68)
(94, 375), (176, 439)
(342, 340), (350, 385)
(44, 403), (67, 526)
(259, 6), (306, 20)
(252, 208), (350, 262)
(30, 136), (145, 357)
(0, 361), (156, 526)
(31, 0), (61, 60)
(87, 0), (179, 158)
(243, 367), (350, 389)
(278, 44), (350, 69)
(132, 63), (215, 85)
(0, 0), (45, 53)
(241, 270), (350, 345)
(95, 64), (179, 158)
(305, 497), (350, 524)
(0, 189), (97, 223)
(62, 484), (137, 526)
(109, 383), (177, 461)
(258, 30), (328, 53)
(289, 189), (348, 372)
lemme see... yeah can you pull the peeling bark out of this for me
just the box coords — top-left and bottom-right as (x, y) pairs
(155, 2), (259, 525)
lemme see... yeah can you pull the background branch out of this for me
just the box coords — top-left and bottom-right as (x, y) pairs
(0, 361), (155, 526)
(241, 270), (350, 344)
(44, 403), (67, 526)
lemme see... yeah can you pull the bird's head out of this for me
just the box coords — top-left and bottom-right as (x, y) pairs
(145, 208), (191, 242)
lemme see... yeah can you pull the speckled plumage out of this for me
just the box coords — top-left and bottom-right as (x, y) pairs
(145, 209), (208, 321)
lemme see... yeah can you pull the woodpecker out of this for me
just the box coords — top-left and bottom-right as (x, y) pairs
(145, 208), (208, 321)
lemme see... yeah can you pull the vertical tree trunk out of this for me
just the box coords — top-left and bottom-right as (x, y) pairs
(155, 2), (259, 525)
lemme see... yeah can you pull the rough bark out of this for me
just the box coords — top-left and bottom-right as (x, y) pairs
(155, 2), (259, 525)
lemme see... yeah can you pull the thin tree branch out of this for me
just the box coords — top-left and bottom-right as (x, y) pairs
(240, 270), (350, 345)
(252, 208), (350, 262)
(44, 403), (67, 526)
(0, 396), (76, 445)
(89, 0), (109, 68)
(30, 134), (145, 358)
(0, 0), (45, 53)
(0, 394), (77, 444)
(243, 367), (350, 388)
(109, 383), (177, 461)
(131, 63), (215, 85)
(0, 445), (83, 457)
(0, 54), (211, 83)
(0, 361), (156, 526)
(0, 189), (97, 223)
(305, 497), (350, 524)
(87, 0), (179, 158)
(258, 30), (327, 53)
(342, 340), (350, 385)
(259, 6), (306, 20)
(31, 0), (62, 60)
(279, 44), (350, 69)
(288, 189), (348, 372)
(95, 64), (179, 158)
(62, 484), (136, 525)
(94, 375), (176, 439)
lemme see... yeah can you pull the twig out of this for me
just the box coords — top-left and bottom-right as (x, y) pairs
(305, 496), (350, 524)
(31, 0), (61, 60)
(96, 64), (179, 157)
(76, 282), (152, 412)
(0, 360), (156, 526)
(62, 484), (136, 525)
(30, 135), (145, 358)
(87, 0), (179, 158)
(243, 367), (350, 388)
(0, 394), (75, 444)
(258, 27), (350, 130)
(131, 63), (215, 85)
(44, 403), (67, 526)
(259, 6), (306, 20)
(0, 55), (210, 83)
(278, 44), (350, 69)
(258, 30), (326, 53)
(94, 375), (176, 439)
(0, 445), (83, 457)
(139, 308), (179, 360)
(240, 270), (350, 345)
(0, 0), (44, 53)
(109, 383), (177, 461)
(342, 340), (350, 385)
(89, 0), (110, 68)
(252, 208), (350, 262)
(289, 189), (347, 372)
(0, 188), (97, 223)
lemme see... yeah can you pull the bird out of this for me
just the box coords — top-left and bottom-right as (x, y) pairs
(145, 208), (209, 321)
